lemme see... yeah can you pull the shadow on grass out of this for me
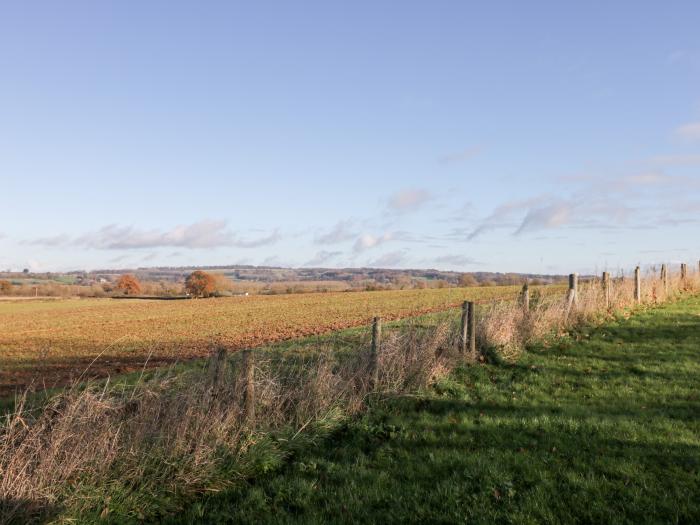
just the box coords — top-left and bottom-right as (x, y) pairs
(170, 390), (700, 524)
(168, 302), (700, 524)
(0, 498), (59, 525)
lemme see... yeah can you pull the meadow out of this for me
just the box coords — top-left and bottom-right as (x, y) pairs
(186, 295), (700, 524)
(0, 285), (531, 395)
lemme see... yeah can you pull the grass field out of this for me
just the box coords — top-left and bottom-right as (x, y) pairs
(0, 285), (532, 395)
(174, 296), (700, 524)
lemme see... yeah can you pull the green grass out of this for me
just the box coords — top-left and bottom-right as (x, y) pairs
(170, 297), (700, 524)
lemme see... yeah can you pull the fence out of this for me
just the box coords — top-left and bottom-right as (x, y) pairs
(1, 260), (699, 520)
(242, 261), (700, 400)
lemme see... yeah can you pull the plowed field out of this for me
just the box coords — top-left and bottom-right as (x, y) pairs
(0, 285), (535, 394)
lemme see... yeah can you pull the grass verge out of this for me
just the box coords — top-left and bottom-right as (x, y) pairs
(172, 296), (700, 524)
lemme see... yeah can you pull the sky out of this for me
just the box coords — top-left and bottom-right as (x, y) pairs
(1, 1), (700, 275)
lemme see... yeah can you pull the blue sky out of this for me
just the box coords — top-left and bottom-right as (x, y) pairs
(1, 1), (699, 274)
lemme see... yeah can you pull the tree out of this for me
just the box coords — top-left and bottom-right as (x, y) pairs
(0, 280), (12, 295)
(116, 274), (142, 295)
(458, 273), (478, 287)
(185, 270), (216, 298)
(212, 273), (233, 293)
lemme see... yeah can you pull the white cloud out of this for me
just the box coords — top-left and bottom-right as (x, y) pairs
(646, 154), (700, 167)
(468, 157), (700, 240)
(621, 171), (669, 185)
(438, 146), (481, 165)
(667, 49), (686, 64)
(515, 203), (572, 235)
(387, 189), (432, 213)
(108, 254), (131, 264)
(353, 232), (393, 252)
(233, 229), (281, 248)
(675, 122), (700, 141)
(75, 220), (235, 249)
(23, 234), (72, 247)
(260, 255), (290, 267)
(367, 251), (407, 268)
(27, 259), (43, 271)
(314, 220), (356, 244)
(24, 221), (281, 250)
(433, 254), (480, 266)
(303, 250), (342, 267)
(467, 196), (547, 240)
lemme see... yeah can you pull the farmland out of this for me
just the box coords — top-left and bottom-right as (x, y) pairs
(0, 285), (535, 395)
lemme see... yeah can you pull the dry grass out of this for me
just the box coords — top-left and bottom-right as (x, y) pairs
(0, 269), (697, 523)
(0, 322), (456, 523)
(475, 270), (700, 362)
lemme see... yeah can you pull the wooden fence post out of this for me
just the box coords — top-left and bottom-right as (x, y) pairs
(210, 347), (227, 389)
(460, 301), (468, 355)
(569, 273), (578, 304)
(371, 317), (382, 389)
(565, 273), (578, 321)
(521, 282), (530, 313)
(467, 301), (476, 356)
(681, 263), (688, 281)
(634, 266), (641, 303)
(602, 271), (610, 309)
(243, 349), (255, 423)
(661, 264), (668, 295)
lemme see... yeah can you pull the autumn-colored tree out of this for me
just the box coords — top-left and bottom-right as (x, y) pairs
(458, 273), (478, 287)
(116, 274), (142, 295)
(0, 280), (12, 295)
(212, 273), (233, 292)
(185, 270), (217, 298)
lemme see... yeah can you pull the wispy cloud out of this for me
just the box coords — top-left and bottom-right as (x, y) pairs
(646, 154), (700, 167)
(233, 229), (281, 248)
(386, 189), (432, 213)
(24, 220), (281, 250)
(314, 220), (357, 244)
(675, 121), (700, 141)
(438, 146), (481, 165)
(467, 196), (547, 240)
(303, 250), (342, 267)
(515, 202), (572, 235)
(353, 232), (394, 252)
(433, 254), (480, 266)
(367, 250), (407, 268)
(468, 161), (698, 239)
(620, 171), (670, 185)
(667, 49), (686, 64)
(75, 221), (236, 249)
(22, 234), (72, 247)
(108, 254), (131, 264)
(260, 255), (290, 268)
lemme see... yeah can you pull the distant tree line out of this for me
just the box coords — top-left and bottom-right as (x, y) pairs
(0, 269), (565, 299)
